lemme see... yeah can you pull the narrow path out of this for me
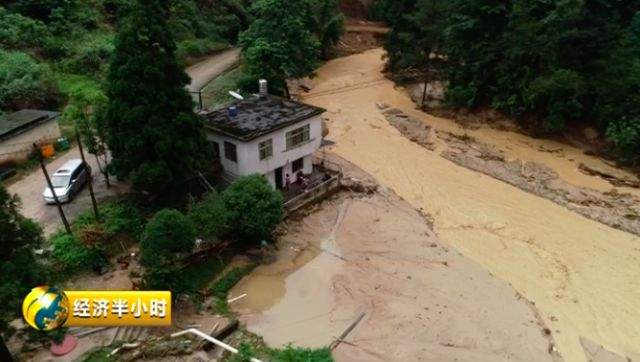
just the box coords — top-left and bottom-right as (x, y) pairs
(8, 49), (241, 234)
(186, 48), (240, 92)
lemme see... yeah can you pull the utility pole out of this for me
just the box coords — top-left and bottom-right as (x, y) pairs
(34, 143), (71, 234)
(75, 131), (100, 221)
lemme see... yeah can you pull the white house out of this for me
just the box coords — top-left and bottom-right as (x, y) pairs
(201, 88), (326, 189)
(0, 110), (61, 164)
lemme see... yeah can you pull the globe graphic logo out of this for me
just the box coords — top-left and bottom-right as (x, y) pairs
(22, 286), (69, 331)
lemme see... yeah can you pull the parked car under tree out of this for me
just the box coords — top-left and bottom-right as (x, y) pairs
(43, 159), (90, 204)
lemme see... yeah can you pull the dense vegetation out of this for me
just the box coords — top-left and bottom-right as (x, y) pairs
(238, 0), (343, 96)
(0, 183), (46, 334)
(375, 0), (640, 165)
(141, 174), (283, 293)
(0, 0), (249, 114)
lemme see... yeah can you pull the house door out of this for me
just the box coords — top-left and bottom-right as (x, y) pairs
(275, 167), (283, 189)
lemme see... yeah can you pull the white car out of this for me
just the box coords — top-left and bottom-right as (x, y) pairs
(43, 159), (90, 204)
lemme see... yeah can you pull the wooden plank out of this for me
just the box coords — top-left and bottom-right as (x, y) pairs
(330, 312), (366, 350)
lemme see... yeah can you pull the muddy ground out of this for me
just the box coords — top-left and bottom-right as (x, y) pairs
(295, 48), (640, 361)
(231, 156), (559, 361)
(381, 106), (640, 236)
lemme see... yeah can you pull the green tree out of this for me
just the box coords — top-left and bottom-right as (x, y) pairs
(221, 175), (283, 243)
(104, 0), (210, 195)
(63, 82), (112, 186)
(239, 0), (320, 97)
(140, 209), (196, 293)
(382, 0), (418, 73)
(188, 191), (230, 243)
(383, 0), (640, 164)
(0, 183), (46, 334)
(307, 0), (345, 59)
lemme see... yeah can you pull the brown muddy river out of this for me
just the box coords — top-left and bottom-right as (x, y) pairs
(232, 49), (640, 361)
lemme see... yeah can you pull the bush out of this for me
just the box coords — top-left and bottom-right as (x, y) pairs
(61, 35), (114, 75)
(0, 7), (46, 48)
(102, 201), (144, 238)
(176, 38), (228, 60)
(607, 116), (640, 164)
(41, 35), (71, 59)
(189, 192), (229, 242)
(51, 233), (104, 272)
(72, 201), (144, 241)
(221, 175), (284, 243)
(0, 49), (59, 110)
(140, 209), (196, 265)
(140, 209), (196, 293)
(226, 343), (334, 362)
(269, 345), (334, 362)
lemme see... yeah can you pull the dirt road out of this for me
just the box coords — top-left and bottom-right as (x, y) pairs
(294, 49), (640, 361)
(7, 50), (239, 236)
(186, 48), (240, 92)
(7, 148), (128, 236)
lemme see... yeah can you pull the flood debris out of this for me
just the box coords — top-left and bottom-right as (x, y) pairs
(382, 107), (436, 150)
(330, 312), (366, 350)
(382, 107), (640, 236)
(578, 163), (640, 189)
(231, 165), (558, 361)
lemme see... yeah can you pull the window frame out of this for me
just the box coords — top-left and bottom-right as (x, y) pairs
(285, 124), (311, 150)
(258, 138), (273, 160)
(224, 141), (237, 162)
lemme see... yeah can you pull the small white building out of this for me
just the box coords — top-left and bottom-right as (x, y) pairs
(201, 91), (326, 189)
(0, 110), (61, 164)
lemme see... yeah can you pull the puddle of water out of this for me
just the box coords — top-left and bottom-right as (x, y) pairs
(301, 48), (640, 361)
(230, 203), (355, 348)
(230, 243), (318, 312)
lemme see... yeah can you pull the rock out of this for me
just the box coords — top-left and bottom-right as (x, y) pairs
(376, 102), (390, 110)
(382, 107), (403, 115)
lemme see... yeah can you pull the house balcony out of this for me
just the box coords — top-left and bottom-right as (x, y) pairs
(281, 158), (343, 215)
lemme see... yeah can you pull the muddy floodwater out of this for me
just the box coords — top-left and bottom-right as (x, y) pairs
(232, 192), (557, 361)
(232, 49), (640, 361)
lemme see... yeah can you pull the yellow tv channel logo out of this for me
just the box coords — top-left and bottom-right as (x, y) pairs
(23, 286), (171, 330)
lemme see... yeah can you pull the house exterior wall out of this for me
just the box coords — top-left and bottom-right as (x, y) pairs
(0, 120), (61, 164)
(206, 115), (322, 187)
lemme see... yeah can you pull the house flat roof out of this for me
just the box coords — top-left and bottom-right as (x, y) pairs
(0, 110), (60, 142)
(201, 95), (326, 142)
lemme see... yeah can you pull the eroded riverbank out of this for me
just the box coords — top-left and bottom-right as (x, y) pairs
(297, 49), (640, 361)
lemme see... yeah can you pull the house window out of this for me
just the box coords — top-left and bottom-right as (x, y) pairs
(224, 141), (237, 162)
(292, 157), (304, 174)
(286, 124), (310, 150)
(259, 139), (273, 160)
